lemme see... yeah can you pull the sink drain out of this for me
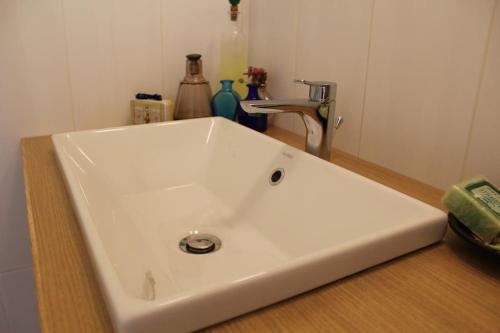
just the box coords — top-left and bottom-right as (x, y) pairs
(179, 234), (221, 254)
(269, 168), (285, 186)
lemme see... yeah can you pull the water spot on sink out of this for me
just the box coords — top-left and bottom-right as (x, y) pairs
(141, 271), (156, 301)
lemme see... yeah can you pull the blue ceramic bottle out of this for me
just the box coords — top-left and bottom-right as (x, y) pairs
(211, 80), (240, 120)
(238, 83), (268, 132)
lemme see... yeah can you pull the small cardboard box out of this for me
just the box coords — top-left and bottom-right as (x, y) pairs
(131, 99), (174, 124)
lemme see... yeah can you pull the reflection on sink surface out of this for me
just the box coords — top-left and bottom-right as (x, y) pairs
(52, 117), (447, 333)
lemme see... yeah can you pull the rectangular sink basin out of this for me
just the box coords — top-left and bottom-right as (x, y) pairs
(52, 117), (447, 333)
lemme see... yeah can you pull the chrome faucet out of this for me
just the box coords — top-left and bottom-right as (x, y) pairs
(240, 80), (342, 161)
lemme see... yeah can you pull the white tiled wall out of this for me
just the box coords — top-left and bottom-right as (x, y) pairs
(63, 0), (249, 130)
(360, 0), (494, 189)
(162, 0), (249, 103)
(0, 296), (10, 333)
(0, 1), (72, 329)
(462, 2), (500, 184)
(295, 0), (374, 155)
(249, 0), (374, 156)
(0, 268), (40, 333)
(250, 0), (500, 189)
(248, 0), (299, 130)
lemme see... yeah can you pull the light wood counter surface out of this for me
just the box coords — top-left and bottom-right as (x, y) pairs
(22, 126), (500, 333)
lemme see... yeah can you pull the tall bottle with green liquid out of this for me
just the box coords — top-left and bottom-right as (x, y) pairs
(220, 0), (248, 97)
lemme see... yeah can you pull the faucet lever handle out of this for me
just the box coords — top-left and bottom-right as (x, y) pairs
(294, 79), (337, 102)
(293, 79), (313, 85)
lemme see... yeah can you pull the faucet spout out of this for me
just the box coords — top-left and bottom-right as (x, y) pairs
(240, 99), (320, 112)
(240, 81), (340, 161)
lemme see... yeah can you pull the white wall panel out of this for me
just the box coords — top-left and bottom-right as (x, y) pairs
(0, 268), (40, 333)
(1, 1), (74, 330)
(359, 0), (494, 189)
(64, 0), (163, 130)
(16, 0), (75, 131)
(462, 1), (500, 186)
(0, 297), (10, 333)
(111, 0), (163, 126)
(248, 0), (299, 131)
(161, 0), (249, 103)
(62, 0), (116, 130)
(0, 0), (74, 273)
(294, 0), (373, 155)
(248, 0), (298, 97)
(0, 0), (33, 274)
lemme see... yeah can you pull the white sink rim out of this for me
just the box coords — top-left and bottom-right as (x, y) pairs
(52, 117), (447, 333)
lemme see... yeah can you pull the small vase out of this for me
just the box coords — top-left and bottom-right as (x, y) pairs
(211, 80), (240, 120)
(174, 54), (212, 120)
(238, 84), (268, 132)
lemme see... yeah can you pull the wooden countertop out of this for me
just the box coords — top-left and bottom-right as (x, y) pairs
(22, 126), (500, 333)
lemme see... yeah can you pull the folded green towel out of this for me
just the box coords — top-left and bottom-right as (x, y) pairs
(442, 177), (500, 248)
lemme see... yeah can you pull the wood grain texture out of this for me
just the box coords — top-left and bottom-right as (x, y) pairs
(22, 136), (114, 333)
(22, 128), (500, 333)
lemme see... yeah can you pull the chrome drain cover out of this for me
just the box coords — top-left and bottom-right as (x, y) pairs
(179, 234), (221, 254)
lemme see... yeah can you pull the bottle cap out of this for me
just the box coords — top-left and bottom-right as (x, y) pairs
(186, 54), (202, 61)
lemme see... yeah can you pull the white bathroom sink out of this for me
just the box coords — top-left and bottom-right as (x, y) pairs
(52, 117), (447, 333)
